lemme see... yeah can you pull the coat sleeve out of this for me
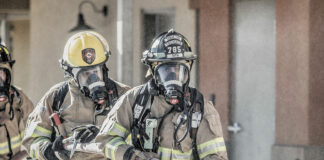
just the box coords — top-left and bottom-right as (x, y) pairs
(96, 88), (138, 160)
(21, 90), (56, 160)
(197, 101), (228, 160)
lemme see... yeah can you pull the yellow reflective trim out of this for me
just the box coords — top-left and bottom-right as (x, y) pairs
(33, 149), (39, 159)
(32, 137), (50, 144)
(105, 137), (126, 160)
(158, 147), (192, 160)
(197, 137), (224, 150)
(0, 132), (24, 147)
(197, 137), (226, 159)
(125, 134), (131, 144)
(3, 48), (9, 54)
(199, 146), (226, 159)
(32, 125), (52, 138)
(0, 149), (9, 154)
(11, 131), (24, 142)
(35, 126), (52, 135)
(114, 141), (125, 147)
(114, 123), (129, 135)
(184, 39), (191, 48)
(0, 141), (22, 154)
(105, 146), (108, 159)
(29, 149), (33, 158)
(10, 141), (22, 151)
(108, 122), (129, 138)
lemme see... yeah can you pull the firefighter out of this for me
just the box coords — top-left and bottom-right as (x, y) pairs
(22, 31), (130, 160)
(0, 44), (34, 160)
(96, 29), (228, 160)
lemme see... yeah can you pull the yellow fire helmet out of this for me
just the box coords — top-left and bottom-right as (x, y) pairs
(61, 31), (110, 69)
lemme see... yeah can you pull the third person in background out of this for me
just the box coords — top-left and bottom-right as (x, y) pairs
(0, 44), (34, 160)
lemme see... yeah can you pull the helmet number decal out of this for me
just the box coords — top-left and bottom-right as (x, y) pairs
(164, 34), (184, 58)
(166, 46), (183, 58)
(82, 48), (96, 64)
(167, 46), (182, 54)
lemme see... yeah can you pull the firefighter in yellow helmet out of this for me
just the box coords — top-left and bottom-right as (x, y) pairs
(22, 31), (130, 160)
(96, 29), (228, 160)
(0, 44), (34, 160)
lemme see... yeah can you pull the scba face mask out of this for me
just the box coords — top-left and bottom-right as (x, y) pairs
(154, 62), (189, 105)
(0, 68), (11, 103)
(75, 65), (108, 104)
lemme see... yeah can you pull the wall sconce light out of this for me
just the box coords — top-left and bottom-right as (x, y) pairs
(69, 0), (108, 32)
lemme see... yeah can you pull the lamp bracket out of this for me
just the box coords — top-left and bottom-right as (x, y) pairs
(78, 0), (108, 17)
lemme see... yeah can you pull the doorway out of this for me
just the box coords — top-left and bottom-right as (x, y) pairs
(230, 0), (276, 159)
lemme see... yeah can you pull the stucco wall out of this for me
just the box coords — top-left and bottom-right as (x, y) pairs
(276, 0), (310, 145)
(11, 20), (30, 91)
(276, 0), (324, 146)
(198, 0), (230, 139)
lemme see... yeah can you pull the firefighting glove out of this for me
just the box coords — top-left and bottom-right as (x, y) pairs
(50, 136), (70, 160)
(72, 124), (100, 143)
(41, 136), (69, 160)
(41, 142), (58, 160)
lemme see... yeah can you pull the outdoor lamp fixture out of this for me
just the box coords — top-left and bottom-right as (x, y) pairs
(69, 0), (108, 32)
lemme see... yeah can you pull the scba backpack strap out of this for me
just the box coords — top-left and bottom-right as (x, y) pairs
(50, 81), (69, 141)
(189, 87), (205, 160)
(52, 81), (69, 112)
(131, 83), (152, 150)
(10, 86), (21, 122)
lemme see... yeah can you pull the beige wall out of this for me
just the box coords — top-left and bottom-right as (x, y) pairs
(11, 20), (30, 92)
(132, 0), (197, 86)
(29, 0), (117, 103)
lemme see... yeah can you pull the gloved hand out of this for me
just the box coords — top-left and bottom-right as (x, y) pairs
(130, 150), (159, 160)
(72, 124), (100, 143)
(42, 136), (70, 160)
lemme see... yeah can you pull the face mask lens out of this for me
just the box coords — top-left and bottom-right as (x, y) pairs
(156, 63), (189, 87)
(77, 66), (104, 88)
(0, 69), (7, 87)
(76, 65), (108, 103)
